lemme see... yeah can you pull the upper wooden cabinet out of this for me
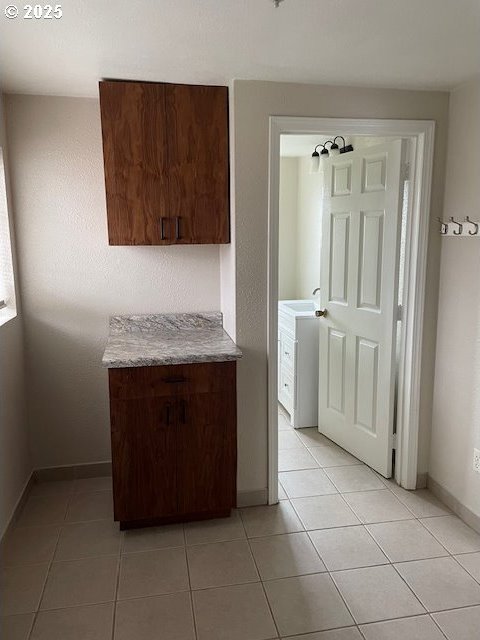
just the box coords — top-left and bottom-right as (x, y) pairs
(99, 80), (230, 245)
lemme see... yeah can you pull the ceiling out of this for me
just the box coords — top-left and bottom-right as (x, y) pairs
(1, 0), (479, 97)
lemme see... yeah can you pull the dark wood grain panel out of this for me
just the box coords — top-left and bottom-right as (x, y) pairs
(109, 361), (235, 401)
(99, 81), (170, 245)
(110, 396), (177, 521)
(177, 372), (237, 514)
(166, 84), (230, 244)
(108, 361), (237, 527)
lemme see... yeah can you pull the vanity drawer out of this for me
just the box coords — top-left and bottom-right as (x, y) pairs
(279, 367), (295, 414)
(109, 361), (235, 400)
(279, 331), (296, 372)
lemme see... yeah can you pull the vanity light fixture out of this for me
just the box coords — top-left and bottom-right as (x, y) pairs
(272, 0), (285, 6)
(310, 136), (354, 172)
(333, 136), (354, 155)
(310, 141), (331, 173)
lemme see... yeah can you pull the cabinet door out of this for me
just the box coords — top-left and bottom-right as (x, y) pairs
(177, 389), (236, 515)
(110, 396), (177, 522)
(99, 81), (170, 245)
(166, 84), (230, 244)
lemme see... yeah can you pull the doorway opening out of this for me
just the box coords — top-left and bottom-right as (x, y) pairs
(267, 117), (435, 505)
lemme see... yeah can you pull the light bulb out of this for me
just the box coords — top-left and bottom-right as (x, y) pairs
(310, 153), (320, 174)
(320, 148), (329, 163)
(329, 143), (340, 157)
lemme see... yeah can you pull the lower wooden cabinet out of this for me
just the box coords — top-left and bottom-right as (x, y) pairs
(108, 361), (237, 528)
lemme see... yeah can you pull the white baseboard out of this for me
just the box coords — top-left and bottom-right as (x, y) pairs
(34, 461), (112, 482)
(1, 471), (34, 543)
(427, 475), (480, 534)
(34, 464), (269, 509)
(1, 461), (113, 544)
(416, 472), (427, 489)
(2, 462), (269, 543)
(236, 489), (268, 508)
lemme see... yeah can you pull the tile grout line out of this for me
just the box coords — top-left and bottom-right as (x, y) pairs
(238, 508), (282, 640)
(26, 485), (73, 640)
(326, 469), (429, 627)
(278, 433), (480, 633)
(416, 512), (480, 575)
(109, 524), (124, 640)
(416, 515), (480, 571)
(318, 556), (359, 631)
(6, 463), (479, 637)
(357, 613), (450, 639)
(304, 524), (388, 573)
(428, 613), (452, 640)
(389, 559), (431, 615)
(183, 524), (201, 640)
(370, 478), (480, 622)
(450, 555), (480, 586)
(264, 459), (433, 635)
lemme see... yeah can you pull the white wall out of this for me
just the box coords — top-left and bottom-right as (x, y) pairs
(5, 95), (221, 469)
(278, 156), (323, 302)
(295, 156), (323, 300)
(232, 80), (448, 495)
(278, 157), (298, 299)
(429, 76), (480, 517)
(219, 82), (237, 340)
(0, 95), (31, 537)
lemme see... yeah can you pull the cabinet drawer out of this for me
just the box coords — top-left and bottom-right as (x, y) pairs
(279, 367), (295, 414)
(109, 361), (235, 400)
(280, 332), (296, 372)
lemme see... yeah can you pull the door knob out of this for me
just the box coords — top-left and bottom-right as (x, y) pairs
(315, 309), (327, 318)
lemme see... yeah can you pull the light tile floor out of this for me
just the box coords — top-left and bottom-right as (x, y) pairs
(1, 414), (480, 639)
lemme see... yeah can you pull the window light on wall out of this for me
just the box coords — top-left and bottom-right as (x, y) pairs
(0, 147), (17, 324)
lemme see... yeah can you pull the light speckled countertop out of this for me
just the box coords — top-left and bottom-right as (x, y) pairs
(102, 312), (242, 368)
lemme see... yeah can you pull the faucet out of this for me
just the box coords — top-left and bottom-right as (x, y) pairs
(312, 287), (321, 296)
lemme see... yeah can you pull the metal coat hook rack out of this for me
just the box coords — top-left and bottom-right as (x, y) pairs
(438, 216), (480, 237)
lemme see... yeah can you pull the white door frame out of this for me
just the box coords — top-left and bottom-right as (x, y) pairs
(267, 116), (435, 504)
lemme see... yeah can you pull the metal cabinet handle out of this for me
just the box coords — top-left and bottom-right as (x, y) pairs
(160, 217), (167, 240)
(175, 216), (181, 240)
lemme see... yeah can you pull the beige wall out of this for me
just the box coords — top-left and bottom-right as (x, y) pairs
(232, 80), (449, 494)
(0, 95), (31, 537)
(278, 155), (323, 302)
(5, 95), (221, 469)
(295, 156), (323, 300)
(3, 83), (451, 503)
(278, 157), (298, 299)
(429, 77), (480, 517)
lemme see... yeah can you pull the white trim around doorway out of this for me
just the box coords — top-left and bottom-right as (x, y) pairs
(267, 116), (435, 504)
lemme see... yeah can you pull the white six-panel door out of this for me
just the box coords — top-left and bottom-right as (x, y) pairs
(318, 139), (406, 477)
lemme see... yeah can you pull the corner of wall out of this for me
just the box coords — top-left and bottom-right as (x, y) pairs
(219, 80), (237, 340)
(0, 93), (33, 538)
(428, 76), (480, 518)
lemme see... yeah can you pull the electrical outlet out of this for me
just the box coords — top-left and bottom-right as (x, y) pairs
(474, 448), (480, 474)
